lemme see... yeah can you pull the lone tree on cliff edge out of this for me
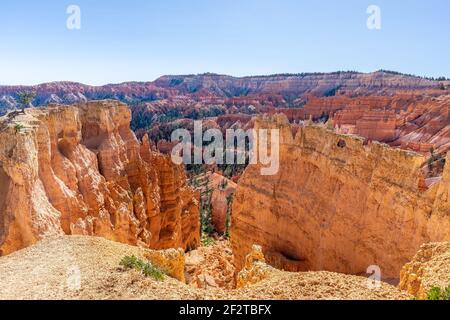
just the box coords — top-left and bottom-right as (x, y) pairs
(17, 90), (36, 113)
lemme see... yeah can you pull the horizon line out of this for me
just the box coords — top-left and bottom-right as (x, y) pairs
(0, 69), (449, 87)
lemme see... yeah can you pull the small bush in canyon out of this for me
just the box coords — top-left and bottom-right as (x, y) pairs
(119, 255), (166, 281)
(201, 235), (216, 247)
(427, 286), (450, 300)
(14, 123), (25, 133)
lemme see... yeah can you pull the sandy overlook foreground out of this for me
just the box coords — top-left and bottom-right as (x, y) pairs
(0, 236), (412, 300)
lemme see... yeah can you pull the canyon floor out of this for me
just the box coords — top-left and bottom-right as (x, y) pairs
(0, 236), (412, 300)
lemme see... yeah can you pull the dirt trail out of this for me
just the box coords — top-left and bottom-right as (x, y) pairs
(0, 236), (412, 300)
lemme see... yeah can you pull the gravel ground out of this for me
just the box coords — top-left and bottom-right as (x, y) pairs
(0, 236), (412, 300)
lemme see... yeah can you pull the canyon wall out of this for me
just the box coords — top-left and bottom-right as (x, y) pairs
(0, 100), (199, 255)
(1, 71), (445, 114)
(273, 94), (450, 155)
(231, 114), (450, 279)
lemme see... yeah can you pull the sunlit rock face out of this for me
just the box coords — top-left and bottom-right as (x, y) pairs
(400, 242), (450, 299)
(0, 100), (199, 255)
(231, 114), (450, 279)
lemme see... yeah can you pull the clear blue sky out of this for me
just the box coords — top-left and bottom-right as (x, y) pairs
(1, 0), (449, 85)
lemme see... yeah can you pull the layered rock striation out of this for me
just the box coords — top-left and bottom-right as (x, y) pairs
(0, 100), (199, 255)
(0, 71), (442, 111)
(231, 114), (450, 279)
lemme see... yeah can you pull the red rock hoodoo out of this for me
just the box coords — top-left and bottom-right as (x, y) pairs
(0, 101), (200, 255)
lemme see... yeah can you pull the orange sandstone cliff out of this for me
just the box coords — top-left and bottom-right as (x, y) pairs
(0, 101), (199, 255)
(231, 114), (450, 279)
